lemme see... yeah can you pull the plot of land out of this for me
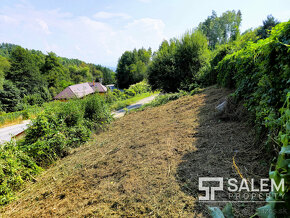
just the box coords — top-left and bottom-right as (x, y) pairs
(1, 87), (270, 217)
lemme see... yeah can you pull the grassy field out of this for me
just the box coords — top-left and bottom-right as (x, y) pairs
(0, 87), (271, 217)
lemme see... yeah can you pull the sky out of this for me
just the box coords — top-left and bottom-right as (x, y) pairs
(0, 0), (289, 67)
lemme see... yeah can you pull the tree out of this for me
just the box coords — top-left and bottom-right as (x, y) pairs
(116, 48), (151, 88)
(42, 52), (71, 92)
(6, 46), (42, 93)
(0, 80), (22, 112)
(148, 31), (209, 92)
(257, 15), (280, 39)
(0, 56), (10, 90)
(148, 40), (178, 92)
(198, 10), (242, 49)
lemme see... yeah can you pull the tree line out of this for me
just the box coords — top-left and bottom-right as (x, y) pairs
(0, 43), (116, 112)
(116, 11), (280, 92)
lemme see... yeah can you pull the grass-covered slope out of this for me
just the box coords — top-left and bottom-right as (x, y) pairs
(1, 87), (271, 217)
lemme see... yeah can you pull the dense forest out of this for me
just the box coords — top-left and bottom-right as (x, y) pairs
(0, 43), (115, 112)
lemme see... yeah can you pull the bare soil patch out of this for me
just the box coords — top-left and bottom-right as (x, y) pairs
(1, 86), (271, 217)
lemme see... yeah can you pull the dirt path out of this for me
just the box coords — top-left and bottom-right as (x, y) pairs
(0, 120), (31, 144)
(1, 87), (270, 217)
(112, 94), (158, 118)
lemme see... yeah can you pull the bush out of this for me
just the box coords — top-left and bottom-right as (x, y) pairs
(0, 141), (42, 205)
(128, 81), (151, 94)
(214, 21), (290, 214)
(22, 132), (67, 166)
(124, 89), (136, 97)
(84, 94), (111, 125)
(57, 101), (84, 127)
(66, 124), (91, 148)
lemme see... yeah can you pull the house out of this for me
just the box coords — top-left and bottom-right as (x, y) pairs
(88, 82), (107, 95)
(54, 82), (107, 100)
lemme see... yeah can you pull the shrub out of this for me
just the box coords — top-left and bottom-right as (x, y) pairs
(66, 124), (91, 148)
(124, 89), (136, 97)
(57, 100), (83, 127)
(104, 90), (117, 104)
(84, 94), (111, 125)
(24, 112), (60, 145)
(0, 141), (42, 205)
(128, 81), (151, 94)
(22, 132), (67, 166)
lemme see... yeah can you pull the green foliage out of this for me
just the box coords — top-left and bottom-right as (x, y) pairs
(198, 10), (242, 49)
(57, 101), (84, 127)
(148, 30), (210, 92)
(257, 15), (280, 39)
(0, 56), (10, 90)
(208, 203), (234, 218)
(84, 94), (111, 126)
(128, 81), (151, 94)
(0, 141), (42, 205)
(6, 46), (42, 93)
(124, 89), (136, 97)
(0, 80), (22, 112)
(214, 21), (290, 215)
(217, 22), (290, 131)
(257, 93), (290, 217)
(116, 48), (151, 88)
(23, 94), (45, 106)
(0, 43), (115, 113)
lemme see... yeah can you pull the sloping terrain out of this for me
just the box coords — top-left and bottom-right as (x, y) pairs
(1, 87), (271, 217)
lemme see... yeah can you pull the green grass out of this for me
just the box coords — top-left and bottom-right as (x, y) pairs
(0, 101), (65, 128)
(110, 92), (158, 111)
(0, 92), (158, 128)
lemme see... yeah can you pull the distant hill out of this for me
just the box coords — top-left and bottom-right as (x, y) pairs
(107, 66), (117, 72)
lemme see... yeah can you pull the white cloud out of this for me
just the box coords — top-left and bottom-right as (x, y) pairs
(93, 11), (131, 20)
(36, 19), (51, 34)
(122, 18), (166, 48)
(0, 15), (19, 25)
(0, 4), (166, 66)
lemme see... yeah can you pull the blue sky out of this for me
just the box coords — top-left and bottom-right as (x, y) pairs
(0, 0), (289, 67)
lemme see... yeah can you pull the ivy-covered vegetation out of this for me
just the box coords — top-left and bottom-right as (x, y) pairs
(0, 43), (116, 113)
